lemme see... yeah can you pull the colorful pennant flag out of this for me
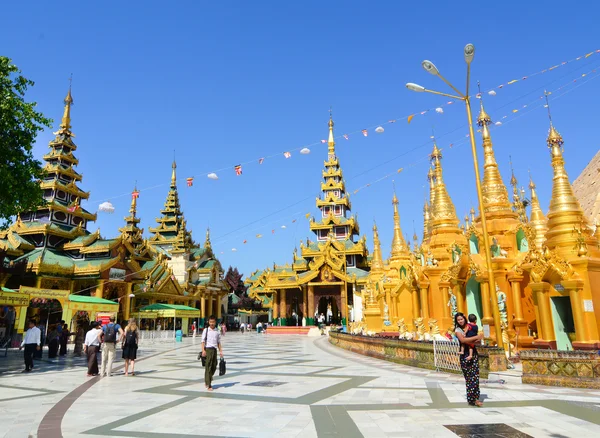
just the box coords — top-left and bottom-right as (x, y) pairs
(375, 126), (384, 133)
(235, 165), (242, 175)
(361, 129), (368, 137)
(320, 140), (327, 144)
(300, 148), (311, 154)
(208, 173), (218, 180)
(343, 134), (349, 140)
(186, 177), (194, 187)
(305, 213), (311, 219)
(292, 219), (297, 223)
(258, 158), (264, 165)
(272, 229), (275, 234)
(284, 152), (291, 158)
(388, 119), (396, 123)
(132, 190), (140, 199)
(243, 240), (247, 244)
(281, 225), (287, 229)
(407, 114), (415, 124)
(256, 234), (262, 238)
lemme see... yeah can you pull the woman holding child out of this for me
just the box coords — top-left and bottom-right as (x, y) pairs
(454, 312), (484, 407)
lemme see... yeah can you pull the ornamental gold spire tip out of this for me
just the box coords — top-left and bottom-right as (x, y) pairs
(327, 110), (335, 157)
(59, 77), (73, 133)
(171, 160), (177, 188)
(476, 99), (491, 126)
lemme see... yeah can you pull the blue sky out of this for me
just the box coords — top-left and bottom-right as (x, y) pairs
(3, 1), (600, 278)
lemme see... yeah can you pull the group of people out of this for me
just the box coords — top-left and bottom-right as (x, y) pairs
(83, 316), (139, 377)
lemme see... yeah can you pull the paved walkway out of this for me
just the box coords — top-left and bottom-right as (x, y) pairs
(1, 333), (600, 437)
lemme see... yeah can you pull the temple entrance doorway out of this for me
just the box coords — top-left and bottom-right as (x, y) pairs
(317, 296), (340, 325)
(550, 296), (574, 351)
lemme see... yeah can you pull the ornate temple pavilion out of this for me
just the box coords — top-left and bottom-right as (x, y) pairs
(0, 88), (228, 336)
(246, 116), (371, 325)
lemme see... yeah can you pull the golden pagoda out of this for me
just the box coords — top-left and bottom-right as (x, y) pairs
(247, 115), (370, 325)
(516, 116), (600, 350)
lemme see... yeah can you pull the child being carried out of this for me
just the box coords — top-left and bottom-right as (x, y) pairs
(459, 314), (479, 361)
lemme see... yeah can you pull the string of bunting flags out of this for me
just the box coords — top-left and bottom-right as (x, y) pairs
(91, 47), (600, 214)
(212, 65), (600, 252)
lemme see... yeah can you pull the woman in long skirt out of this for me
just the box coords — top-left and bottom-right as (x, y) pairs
(83, 322), (101, 376)
(454, 312), (484, 407)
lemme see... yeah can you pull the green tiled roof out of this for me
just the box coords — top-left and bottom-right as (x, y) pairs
(140, 303), (198, 312)
(347, 267), (369, 278)
(1, 287), (17, 292)
(68, 295), (118, 306)
(198, 259), (215, 269)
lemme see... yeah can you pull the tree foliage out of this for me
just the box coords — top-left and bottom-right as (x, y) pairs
(0, 57), (52, 227)
(224, 266), (246, 295)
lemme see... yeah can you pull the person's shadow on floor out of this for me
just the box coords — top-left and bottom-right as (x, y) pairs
(211, 382), (239, 389)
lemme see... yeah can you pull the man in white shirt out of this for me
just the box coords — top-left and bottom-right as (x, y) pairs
(201, 315), (223, 391)
(84, 321), (102, 376)
(20, 319), (41, 373)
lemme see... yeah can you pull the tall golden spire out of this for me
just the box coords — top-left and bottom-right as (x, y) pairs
(371, 222), (385, 272)
(543, 93), (593, 253)
(59, 81), (74, 134)
(327, 110), (336, 158)
(528, 175), (548, 251)
(391, 191), (408, 259)
(171, 160), (177, 188)
(422, 201), (431, 243)
(427, 166), (436, 208)
(130, 185), (138, 217)
(476, 99), (514, 218)
(429, 144), (459, 229)
(205, 227), (212, 252)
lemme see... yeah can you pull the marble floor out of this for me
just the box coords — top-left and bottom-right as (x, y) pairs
(1, 333), (600, 437)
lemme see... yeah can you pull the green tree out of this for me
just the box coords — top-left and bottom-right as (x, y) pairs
(0, 57), (52, 227)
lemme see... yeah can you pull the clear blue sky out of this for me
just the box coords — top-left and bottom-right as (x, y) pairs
(3, 1), (600, 278)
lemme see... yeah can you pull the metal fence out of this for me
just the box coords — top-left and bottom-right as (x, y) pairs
(433, 339), (461, 372)
(137, 330), (176, 345)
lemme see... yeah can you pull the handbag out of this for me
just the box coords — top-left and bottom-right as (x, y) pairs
(219, 357), (226, 376)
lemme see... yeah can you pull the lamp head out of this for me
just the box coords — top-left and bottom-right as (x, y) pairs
(129, 293), (135, 298)
(421, 60), (439, 75)
(464, 43), (475, 64)
(406, 83), (425, 92)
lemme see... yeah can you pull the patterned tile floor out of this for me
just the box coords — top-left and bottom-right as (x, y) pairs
(1, 333), (600, 437)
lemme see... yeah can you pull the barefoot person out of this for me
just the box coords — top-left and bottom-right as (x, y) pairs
(122, 319), (139, 376)
(19, 319), (41, 373)
(454, 312), (484, 407)
(84, 322), (101, 377)
(201, 315), (223, 391)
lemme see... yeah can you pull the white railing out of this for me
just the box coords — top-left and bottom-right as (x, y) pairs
(433, 339), (461, 372)
(137, 330), (176, 344)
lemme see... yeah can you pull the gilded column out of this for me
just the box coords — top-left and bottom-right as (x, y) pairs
(280, 289), (287, 323)
(340, 284), (347, 322)
(123, 283), (133, 320)
(200, 296), (206, 319)
(507, 274), (524, 323)
(95, 280), (105, 299)
(217, 295), (222, 320)
(411, 287), (420, 322)
(419, 283), (430, 319)
(385, 289), (392, 321)
(308, 286), (315, 325)
(302, 286), (308, 319)
(440, 283), (450, 319)
(478, 278), (493, 325)
(530, 282), (555, 345)
(562, 280), (589, 344)
(272, 291), (279, 320)
(207, 294), (214, 317)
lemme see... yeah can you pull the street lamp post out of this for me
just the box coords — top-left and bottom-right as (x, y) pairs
(406, 43), (504, 349)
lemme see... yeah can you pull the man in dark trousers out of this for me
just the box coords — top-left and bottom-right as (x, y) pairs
(201, 315), (223, 391)
(19, 319), (41, 372)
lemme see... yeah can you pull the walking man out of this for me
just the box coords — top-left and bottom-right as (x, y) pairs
(201, 315), (223, 391)
(100, 316), (123, 377)
(20, 319), (40, 373)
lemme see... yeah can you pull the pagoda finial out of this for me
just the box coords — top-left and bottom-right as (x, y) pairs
(543, 94), (589, 254)
(528, 172), (548, 251)
(59, 75), (74, 134)
(171, 160), (177, 188)
(327, 110), (336, 158)
(475, 95), (513, 218)
(429, 143), (459, 229)
(422, 201), (431, 243)
(130, 185), (138, 217)
(391, 190), (408, 259)
(205, 227), (212, 251)
(371, 222), (385, 272)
